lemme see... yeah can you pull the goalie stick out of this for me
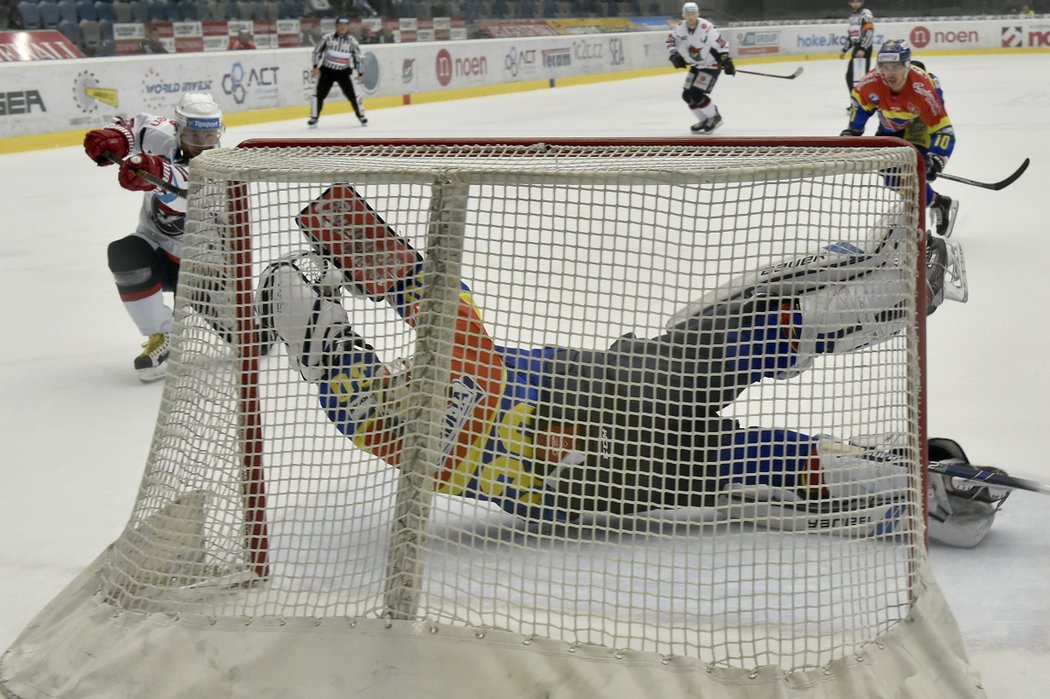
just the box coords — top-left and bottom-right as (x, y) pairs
(938, 158), (1030, 191)
(735, 66), (804, 80)
(929, 460), (1050, 497)
(104, 154), (189, 198)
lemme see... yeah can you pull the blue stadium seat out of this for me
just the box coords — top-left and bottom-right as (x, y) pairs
(17, 2), (41, 29)
(100, 38), (116, 55)
(98, 16), (113, 40)
(38, 1), (62, 28)
(76, 0), (98, 20)
(94, 1), (116, 20)
(57, 0), (78, 23)
(277, 0), (297, 18)
(145, 0), (166, 21)
(57, 18), (79, 44)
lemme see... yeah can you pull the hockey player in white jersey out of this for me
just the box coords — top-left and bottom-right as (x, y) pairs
(666, 2), (736, 134)
(839, 0), (875, 102)
(82, 92), (224, 382)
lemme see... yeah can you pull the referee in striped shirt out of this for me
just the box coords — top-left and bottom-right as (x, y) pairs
(308, 17), (367, 128)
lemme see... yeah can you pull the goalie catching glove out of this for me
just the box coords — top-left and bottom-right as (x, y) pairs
(118, 153), (171, 193)
(83, 124), (134, 166)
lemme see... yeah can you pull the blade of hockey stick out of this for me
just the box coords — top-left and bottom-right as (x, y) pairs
(735, 66), (804, 80)
(104, 154), (188, 198)
(928, 460), (1050, 496)
(938, 158), (1030, 191)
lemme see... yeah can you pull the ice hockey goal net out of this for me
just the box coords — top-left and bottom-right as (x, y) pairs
(1, 139), (985, 698)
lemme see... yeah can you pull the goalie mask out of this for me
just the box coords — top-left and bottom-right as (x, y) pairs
(174, 92), (225, 157)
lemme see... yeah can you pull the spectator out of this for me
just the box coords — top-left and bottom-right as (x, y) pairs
(229, 30), (257, 50)
(141, 25), (168, 54)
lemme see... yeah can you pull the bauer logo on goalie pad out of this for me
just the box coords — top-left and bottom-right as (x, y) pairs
(296, 185), (420, 298)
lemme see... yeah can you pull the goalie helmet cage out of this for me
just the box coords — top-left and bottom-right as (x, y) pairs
(1, 137), (985, 699)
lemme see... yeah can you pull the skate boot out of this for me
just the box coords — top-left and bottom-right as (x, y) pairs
(358, 115), (368, 126)
(134, 332), (170, 383)
(929, 193), (958, 238)
(307, 117), (318, 129)
(256, 251), (364, 382)
(690, 112), (723, 134)
(722, 437), (912, 538)
(924, 232), (968, 314)
(927, 437), (1010, 547)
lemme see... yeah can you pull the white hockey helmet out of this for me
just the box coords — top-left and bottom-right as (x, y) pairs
(682, 2), (699, 14)
(174, 92), (224, 153)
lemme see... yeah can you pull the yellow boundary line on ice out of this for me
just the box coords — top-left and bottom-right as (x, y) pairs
(2, 47), (1047, 155)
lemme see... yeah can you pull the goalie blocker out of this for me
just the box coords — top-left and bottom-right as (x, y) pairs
(258, 185), (994, 546)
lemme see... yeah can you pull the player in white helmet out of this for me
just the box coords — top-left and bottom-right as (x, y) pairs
(665, 2), (736, 134)
(82, 92), (226, 382)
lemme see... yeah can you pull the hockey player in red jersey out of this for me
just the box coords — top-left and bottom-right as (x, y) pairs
(840, 40), (959, 238)
(666, 2), (735, 134)
(83, 93), (224, 382)
(256, 186), (1005, 547)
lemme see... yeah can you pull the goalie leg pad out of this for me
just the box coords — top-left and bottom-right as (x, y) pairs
(257, 252), (355, 382)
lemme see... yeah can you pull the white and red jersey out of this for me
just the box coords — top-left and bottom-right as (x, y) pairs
(116, 113), (192, 259)
(666, 17), (730, 70)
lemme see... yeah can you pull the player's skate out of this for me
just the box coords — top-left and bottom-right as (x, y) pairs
(929, 193), (958, 238)
(722, 437), (912, 538)
(307, 117), (318, 129)
(924, 231), (967, 314)
(358, 115), (368, 126)
(927, 437), (1010, 547)
(134, 332), (170, 383)
(256, 251), (365, 382)
(690, 111), (723, 134)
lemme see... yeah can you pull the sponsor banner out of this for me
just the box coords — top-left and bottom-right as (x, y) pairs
(729, 29), (781, 57)
(5, 17), (1048, 140)
(480, 20), (559, 38)
(0, 30), (84, 61)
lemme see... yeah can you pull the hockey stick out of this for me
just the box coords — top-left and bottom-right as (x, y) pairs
(734, 66), (804, 80)
(938, 158), (1030, 191)
(929, 460), (1050, 496)
(104, 154), (188, 198)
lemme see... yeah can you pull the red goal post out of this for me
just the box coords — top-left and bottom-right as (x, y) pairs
(2, 138), (983, 699)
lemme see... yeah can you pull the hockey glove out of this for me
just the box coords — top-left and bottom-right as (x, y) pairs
(83, 126), (134, 166)
(669, 53), (687, 69)
(839, 129), (864, 137)
(118, 153), (170, 192)
(925, 153), (946, 181)
(720, 56), (736, 76)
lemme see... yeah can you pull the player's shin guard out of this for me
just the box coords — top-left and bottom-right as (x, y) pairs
(256, 252), (363, 382)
